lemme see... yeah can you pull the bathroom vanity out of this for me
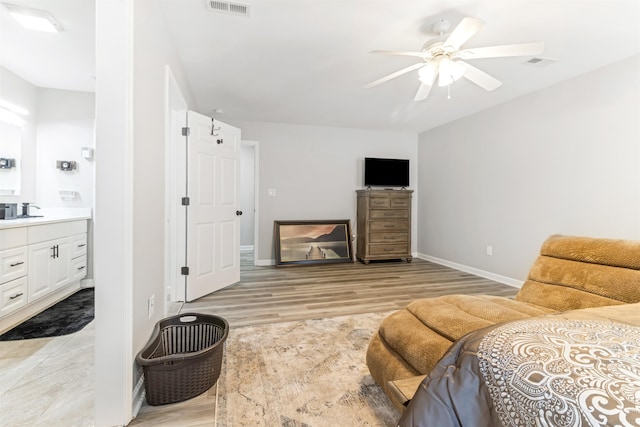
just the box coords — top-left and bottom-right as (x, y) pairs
(0, 214), (90, 334)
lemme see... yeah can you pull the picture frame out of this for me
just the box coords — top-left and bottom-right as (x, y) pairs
(274, 220), (353, 267)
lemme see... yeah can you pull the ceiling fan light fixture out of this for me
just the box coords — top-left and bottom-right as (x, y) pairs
(438, 58), (466, 87)
(2, 3), (63, 33)
(418, 64), (436, 85)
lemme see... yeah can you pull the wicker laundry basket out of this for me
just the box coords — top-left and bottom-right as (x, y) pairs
(136, 313), (228, 405)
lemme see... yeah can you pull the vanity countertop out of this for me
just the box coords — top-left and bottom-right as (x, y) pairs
(0, 213), (91, 230)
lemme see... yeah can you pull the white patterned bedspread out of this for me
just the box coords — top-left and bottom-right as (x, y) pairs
(398, 304), (640, 427)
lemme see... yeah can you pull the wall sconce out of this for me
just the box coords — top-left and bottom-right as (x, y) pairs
(56, 160), (77, 171)
(0, 158), (16, 169)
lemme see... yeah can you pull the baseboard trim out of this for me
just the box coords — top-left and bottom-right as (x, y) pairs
(416, 253), (523, 289)
(132, 373), (146, 418)
(80, 278), (94, 288)
(256, 258), (274, 267)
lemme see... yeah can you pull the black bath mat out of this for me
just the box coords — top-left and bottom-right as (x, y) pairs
(0, 288), (94, 341)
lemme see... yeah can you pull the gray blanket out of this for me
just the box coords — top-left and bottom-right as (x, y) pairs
(398, 304), (640, 427)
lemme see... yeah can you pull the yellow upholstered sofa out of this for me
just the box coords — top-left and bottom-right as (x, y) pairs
(366, 234), (640, 410)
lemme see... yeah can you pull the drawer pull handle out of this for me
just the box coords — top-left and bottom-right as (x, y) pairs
(9, 292), (23, 300)
(10, 261), (24, 267)
(77, 244), (86, 248)
(77, 266), (86, 271)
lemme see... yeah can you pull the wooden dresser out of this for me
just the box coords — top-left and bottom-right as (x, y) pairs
(356, 189), (412, 264)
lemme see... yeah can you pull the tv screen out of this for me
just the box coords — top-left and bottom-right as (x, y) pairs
(364, 157), (409, 188)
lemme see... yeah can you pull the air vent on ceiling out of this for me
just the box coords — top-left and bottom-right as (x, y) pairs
(524, 57), (558, 67)
(207, 1), (250, 16)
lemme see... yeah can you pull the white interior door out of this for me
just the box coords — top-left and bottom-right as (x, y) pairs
(185, 111), (241, 301)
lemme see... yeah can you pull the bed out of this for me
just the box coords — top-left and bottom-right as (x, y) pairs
(397, 303), (640, 427)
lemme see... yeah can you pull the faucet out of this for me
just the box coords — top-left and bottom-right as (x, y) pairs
(21, 202), (41, 217)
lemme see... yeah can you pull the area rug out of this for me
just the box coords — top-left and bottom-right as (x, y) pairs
(216, 311), (399, 426)
(0, 288), (94, 341)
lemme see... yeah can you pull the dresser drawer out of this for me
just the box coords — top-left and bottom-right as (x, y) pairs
(70, 255), (87, 282)
(370, 233), (408, 243)
(0, 276), (28, 317)
(370, 220), (409, 232)
(70, 234), (88, 259)
(369, 197), (390, 208)
(389, 197), (410, 209)
(0, 246), (28, 285)
(369, 244), (410, 256)
(370, 210), (409, 219)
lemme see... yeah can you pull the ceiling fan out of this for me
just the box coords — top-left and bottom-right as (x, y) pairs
(364, 17), (544, 101)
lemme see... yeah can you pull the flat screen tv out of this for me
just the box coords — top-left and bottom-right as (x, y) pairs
(364, 157), (409, 188)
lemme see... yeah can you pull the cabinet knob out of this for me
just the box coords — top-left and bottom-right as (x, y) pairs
(236, 210), (243, 216)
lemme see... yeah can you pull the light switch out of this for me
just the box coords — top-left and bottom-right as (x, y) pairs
(268, 188), (276, 197)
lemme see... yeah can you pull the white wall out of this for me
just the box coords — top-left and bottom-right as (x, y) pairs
(94, 0), (195, 424)
(131, 0), (194, 347)
(417, 54), (640, 283)
(36, 88), (95, 208)
(228, 120), (418, 263)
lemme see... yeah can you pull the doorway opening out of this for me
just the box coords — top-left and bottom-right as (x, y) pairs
(240, 140), (259, 267)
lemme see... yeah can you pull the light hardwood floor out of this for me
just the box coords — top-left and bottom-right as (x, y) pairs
(129, 253), (519, 426)
(0, 252), (519, 426)
(181, 252), (519, 327)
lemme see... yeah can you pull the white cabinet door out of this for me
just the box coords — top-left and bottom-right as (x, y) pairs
(28, 238), (71, 301)
(51, 240), (71, 290)
(28, 241), (55, 301)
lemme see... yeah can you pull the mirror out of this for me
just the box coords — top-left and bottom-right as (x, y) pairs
(0, 120), (21, 196)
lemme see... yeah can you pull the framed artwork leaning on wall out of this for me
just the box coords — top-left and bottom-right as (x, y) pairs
(274, 220), (353, 267)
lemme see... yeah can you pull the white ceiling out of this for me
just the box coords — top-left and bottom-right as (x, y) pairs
(1, 0), (639, 133)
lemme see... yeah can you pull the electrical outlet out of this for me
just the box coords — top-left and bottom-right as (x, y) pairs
(148, 294), (155, 319)
(486, 245), (493, 256)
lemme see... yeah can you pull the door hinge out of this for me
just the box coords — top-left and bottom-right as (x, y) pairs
(181, 266), (189, 276)
(181, 197), (190, 206)
(181, 126), (190, 136)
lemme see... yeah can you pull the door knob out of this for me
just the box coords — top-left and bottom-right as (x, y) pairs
(236, 210), (243, 216)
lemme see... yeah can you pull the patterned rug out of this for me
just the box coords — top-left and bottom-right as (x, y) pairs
(216, 311), (399, 426)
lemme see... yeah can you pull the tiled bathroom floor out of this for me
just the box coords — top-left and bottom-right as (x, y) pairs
(0, 322), (94, 427)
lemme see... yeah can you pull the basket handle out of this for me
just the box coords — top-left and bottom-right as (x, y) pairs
(179, 315), (198, 323)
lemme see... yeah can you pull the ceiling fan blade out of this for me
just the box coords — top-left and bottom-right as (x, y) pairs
(458, 42), (544, 59)
(460, 61), (502, 91)
(364, 62), (426, 89)
(370, 50), (431, 58)
(414, 83), (434, 101)
(444, 17), (484, 50)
